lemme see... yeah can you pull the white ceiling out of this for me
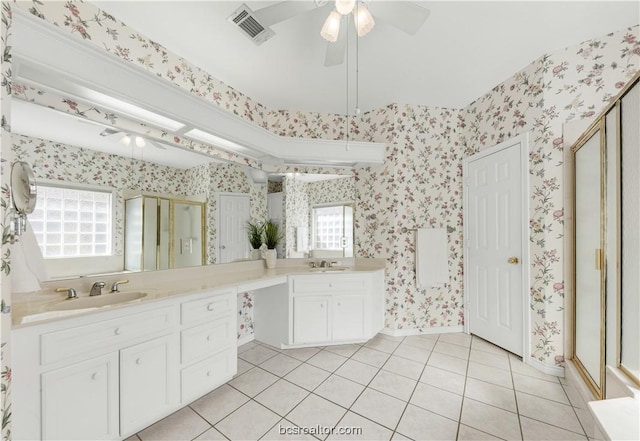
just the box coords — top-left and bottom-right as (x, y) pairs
(91, 1), (639, 115)
(12, 99), (221, 169)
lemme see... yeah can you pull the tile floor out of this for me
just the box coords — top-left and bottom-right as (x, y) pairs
(128, 333), (594, 441)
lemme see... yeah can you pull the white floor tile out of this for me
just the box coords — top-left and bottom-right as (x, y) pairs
(306, 350), (348, 372)
(138, 407), (210, 441)
(238, 341), (259, 354)
(393, 343), (431, 363)
(464, 378), (517, 412)
(237, 358), (253, 375)
(254, 379), (309, 417)
(284, 363), (331, 391)
(327, 411), (393, 441)
(433, 341), (471, 360)
(427, 351), (468, 375)
(402, 335), (437, 351)
(369, 369), (417, 401)
(512, 373), (569, 404)
(382, 355), (425, 380)
(456, 424), (502, 440)
(516, 391), (584, 435)
(510, 356), (563, 382)
(376, 333), (406, 342)
(410, 382), (462, 421)
(335, 359), (379, 385)
(563, 383), (588, 409)
(419, 365), (466, 395)
(351, 388), (406, 430)
(286, 394), (347, 441)
(470, 337), (509, 356)
(469, 349), (510, 371)
(193, 427), (227, 440)
(261, 419), (318, 441)
(259, 353), (303, 377)
(352, 347), (391, 368)
(324, 344), (361, 358)
(520, 415), (587, 440)
(229, 367), (279, 397)
(215, 401), (280, 441)
(460, 398), (521, 440)
(365, 337), (402, 354)
(438, 332), (472, 348)
(467, 361), (513, 389)
(281, 346), (321, 362)
(396, 404), (459, 441)
(390, 432), (412, 440)
(190, 384), (250, 425)
(239, 345), (280, 365)
(315, 374), (366, 408)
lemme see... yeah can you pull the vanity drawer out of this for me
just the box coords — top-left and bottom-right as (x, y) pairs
(291, 275), (368, 294)
(181, 347), (236, 404)
(40, 306), (177, 366)
(181, 291), (235, 325)
(181, 315), (234, 364)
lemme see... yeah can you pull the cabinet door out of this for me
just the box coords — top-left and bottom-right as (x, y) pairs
(120, 334), (179, 436)
(293, 296), (331, 344)
(333, 294), (366, 341)
(42, 353), (119, 440)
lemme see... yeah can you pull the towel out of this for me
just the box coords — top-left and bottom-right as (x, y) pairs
(12, 219), (49, 293)
(416, 228), (449, 289)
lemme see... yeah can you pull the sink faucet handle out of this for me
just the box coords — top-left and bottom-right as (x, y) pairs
(329, 261), (339, 267)
(55, 287), (78, 299)
(110, 279), (130, 293)
(309, 261), (317, 268)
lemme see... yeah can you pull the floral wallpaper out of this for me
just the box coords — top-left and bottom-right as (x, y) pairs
(307, 176), (356, 207)
(2, 0), (638, 380)
(237, 291), (254, 341)
(1, 3), (12, 438)
(282, 175), (309, 258)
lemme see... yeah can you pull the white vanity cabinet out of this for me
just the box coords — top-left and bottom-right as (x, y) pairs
(12, 287), (237, 441)
(254, 270), (384, 348)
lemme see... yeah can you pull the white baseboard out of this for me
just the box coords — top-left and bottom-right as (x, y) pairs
(237, 333), (255, 347)
(527, 356), (565, 377)
(380, 325), (464, 337)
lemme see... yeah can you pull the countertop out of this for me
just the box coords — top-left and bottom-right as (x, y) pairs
(12, 258), (386, 328)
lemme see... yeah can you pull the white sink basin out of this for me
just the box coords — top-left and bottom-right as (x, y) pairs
(309, 266), (351, 273)
(52, 291), (148, 311)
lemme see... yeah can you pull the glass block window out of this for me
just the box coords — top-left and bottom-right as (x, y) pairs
(29, 184), (113, 258)
(313, 205), (344, 250)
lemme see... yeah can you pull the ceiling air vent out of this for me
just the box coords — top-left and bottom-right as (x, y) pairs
(228, 4), (275, 46)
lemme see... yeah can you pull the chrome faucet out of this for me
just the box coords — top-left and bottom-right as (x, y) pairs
(110, 279), (130, 293)
(319, 260), (328, 268)
(90, 281), (106, 296)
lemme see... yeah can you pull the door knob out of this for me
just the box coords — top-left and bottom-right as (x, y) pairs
(508, 256), (519, 264)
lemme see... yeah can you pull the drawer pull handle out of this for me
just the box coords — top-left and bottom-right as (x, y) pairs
(207, 303), (216, 312)
(91, 372), (100, 381)
(136, 358), (143, 365)
(329, 283), (333, 288)
(206, 371), (212, 377)
(207, 335), (212, 341)
(114, 328), (122, 336)
(320, 304), (324, 308)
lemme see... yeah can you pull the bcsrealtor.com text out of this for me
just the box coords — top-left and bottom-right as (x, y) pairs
(278, 424), (363, 436)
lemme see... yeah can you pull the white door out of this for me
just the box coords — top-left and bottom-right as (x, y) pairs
(466, 138), (525, 356)
(218, 194), (250, 263)
(333, 293), (366, 341)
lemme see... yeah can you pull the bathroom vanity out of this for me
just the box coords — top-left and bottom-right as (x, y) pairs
(11, 259), (385, 440)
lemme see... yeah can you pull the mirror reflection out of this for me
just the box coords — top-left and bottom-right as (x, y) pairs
(11, 98), (356, 280)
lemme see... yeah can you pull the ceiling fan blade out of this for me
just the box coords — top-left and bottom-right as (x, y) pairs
(254, 1), (319, 27)
(370, 2), (430, 36)
(324, 29), (347, 67)
(99, 127), (122, 137)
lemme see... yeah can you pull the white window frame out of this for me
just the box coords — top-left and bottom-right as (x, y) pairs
(310, 201), (355, 252)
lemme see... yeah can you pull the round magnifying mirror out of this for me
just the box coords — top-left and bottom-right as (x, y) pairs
(10, 161), (37, 214)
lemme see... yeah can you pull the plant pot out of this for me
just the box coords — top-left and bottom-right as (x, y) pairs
(251, 249), (262, 260)
(264, 249), (277, 269)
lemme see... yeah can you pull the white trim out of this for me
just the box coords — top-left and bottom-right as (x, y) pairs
(380, 325), (464, 337)
(463, 133), (531, 362)
(215, 192), (250, 264)
(527, 356), (565, 377)
(237, 333), (255, 347)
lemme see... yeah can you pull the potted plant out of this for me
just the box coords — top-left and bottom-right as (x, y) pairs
(262, 219), (282, 269)
(246, 220), (264, 260)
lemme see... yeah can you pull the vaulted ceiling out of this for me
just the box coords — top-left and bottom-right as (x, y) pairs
(91, 1), (639, 115)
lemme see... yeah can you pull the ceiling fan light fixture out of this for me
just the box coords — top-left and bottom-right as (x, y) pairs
(355, 4), (375, 37)
(120, 135), (131, 146)
(320, 10), (341, 42)
(135, 136), (146, 148)
(335, 0), (355, 15)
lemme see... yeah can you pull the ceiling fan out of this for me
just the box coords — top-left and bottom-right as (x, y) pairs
(228, 0), (430, 67)
(99, 127), (166, 150)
